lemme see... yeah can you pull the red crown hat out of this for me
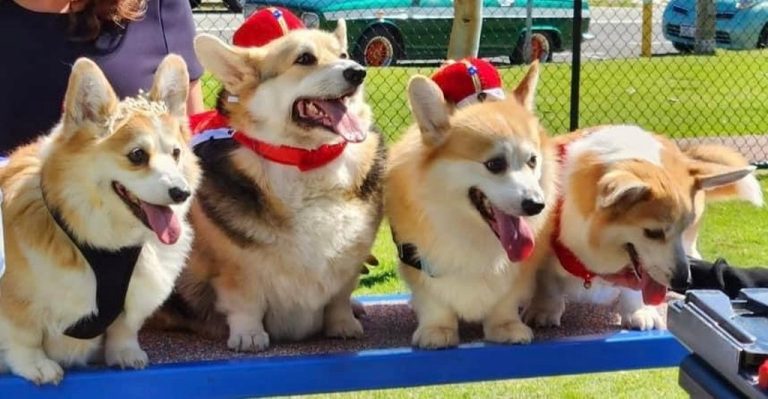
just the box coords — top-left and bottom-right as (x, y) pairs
(430, 57), (505, 108)
(233, 7), (305, 48)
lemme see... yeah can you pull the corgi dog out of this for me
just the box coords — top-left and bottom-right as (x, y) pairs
(153, 23), (385, 352)
(0, 55), (200, 385)
(523, 125), (757, 330)
(681, 143), (764, 259)
(384, 62), (555, 349)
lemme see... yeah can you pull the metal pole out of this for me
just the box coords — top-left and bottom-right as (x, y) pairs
(524, 0), (533, 62)
(694, 0), (716, 54)
(641, 0), (653, 57)
(569, 0), (583, 131)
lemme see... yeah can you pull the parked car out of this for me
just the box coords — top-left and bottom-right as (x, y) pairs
(191, 0), (245, 13)
(662, 0), (768, 52)
(243, 0), (593, 66)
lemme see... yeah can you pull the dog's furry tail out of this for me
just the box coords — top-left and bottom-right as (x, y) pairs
(685, 144), (764, 207)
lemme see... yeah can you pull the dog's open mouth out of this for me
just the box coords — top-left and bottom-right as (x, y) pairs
(291, 93), (366, 143)
(600, 243), (668, 305)
(469, 187), (535, 262)
(112, 182), (181, 245)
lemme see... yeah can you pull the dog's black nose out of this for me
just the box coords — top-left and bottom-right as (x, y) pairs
(168, 187), (191, 204)
(521, 199), (545, 216)
(343, 66), (366, 86)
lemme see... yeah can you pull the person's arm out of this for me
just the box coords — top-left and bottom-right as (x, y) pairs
(187, 79), (205, 115)
(674, 257), (768, 298)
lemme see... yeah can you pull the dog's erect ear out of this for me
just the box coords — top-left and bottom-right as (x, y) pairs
(407, 75), (451, 147)
(194, 33), (263, 93)
(63, 58), (119, 131)
(689, 159), (756, 190)
(597, 170), (651, 208)
(511, 60), (540, 112)
(334, 19), (348, 50)
(149, 54), (190, 118)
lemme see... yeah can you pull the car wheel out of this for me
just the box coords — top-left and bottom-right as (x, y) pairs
(222, 0), (244, 13)
(510, 32), (553, 64)
(758, 24), (768, 49)
(355, 27), (399, 67)
(673, 42), (694, 53)
(189, 0), (202, 9)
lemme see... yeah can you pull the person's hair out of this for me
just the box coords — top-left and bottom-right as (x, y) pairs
(70, 0), (147, 41)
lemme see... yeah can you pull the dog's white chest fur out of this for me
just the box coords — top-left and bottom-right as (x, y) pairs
(19, 243), (98, 332)
(229, 152), (377, 339)
(421, 262), (515, 321)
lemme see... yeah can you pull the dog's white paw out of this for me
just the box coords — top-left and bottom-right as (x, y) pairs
(11, 357), (64, 385)
(621, 306), (666, 331)
(105, 346), (149, 370)
(227, 331), (270, 352)
(325, 316), (364, 339)
(412, 326), (459, 349)
(522, 302), (565, 328)
(485, 321), (534, 344)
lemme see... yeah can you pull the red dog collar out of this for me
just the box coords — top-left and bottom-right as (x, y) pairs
(190, 110), (347, 172)
(231, 131), (346, 172)
(551, 141), (596, 289)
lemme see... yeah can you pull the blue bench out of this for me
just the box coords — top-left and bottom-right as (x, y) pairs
(0, 295), (690, 398)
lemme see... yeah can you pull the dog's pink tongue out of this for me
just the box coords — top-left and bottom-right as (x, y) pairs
(315, 100), (367, 143)
(493, 207), (535, 262)
(139, 202), (181, 245)
(641, 269), (668, 305)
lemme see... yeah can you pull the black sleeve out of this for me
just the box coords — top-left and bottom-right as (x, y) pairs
(676, 257), (768, 298)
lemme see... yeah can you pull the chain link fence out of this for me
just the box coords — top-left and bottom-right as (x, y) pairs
(192, 0), (768, 165)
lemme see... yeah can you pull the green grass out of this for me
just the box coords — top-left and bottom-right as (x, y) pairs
(199, 53), (768, 398)
(299, 368), (686, 398)
(202, 51), (768, 141)
(364, 50), (768, 141)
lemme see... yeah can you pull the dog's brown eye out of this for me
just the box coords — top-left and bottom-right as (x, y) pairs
(340, 52), (348, 59)
(127, 148), (149, 165)
(484, 156), (508, 174)
(527, 155), (538, 169)
(644, 228), (665, 241)
(295, 52), (317, 66)
(172, 148), (181, 161)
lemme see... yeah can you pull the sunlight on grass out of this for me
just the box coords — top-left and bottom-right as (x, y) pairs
(304, 368), (687, 398)
(365, 50), (768, 141)
(202, 51), (768, 143)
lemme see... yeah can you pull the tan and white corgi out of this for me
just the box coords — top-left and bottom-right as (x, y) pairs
(523, 125), (758, 330)
(384, 62), (555, 349)
(0, 55), (200, 384)
(152, 24), (385, 352)
(681, 143), (764, 259)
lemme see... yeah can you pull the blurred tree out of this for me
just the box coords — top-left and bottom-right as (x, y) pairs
(447, 0), (483, 59)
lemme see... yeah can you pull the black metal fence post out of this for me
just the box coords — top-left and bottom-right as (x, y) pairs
(569, 0), (583, 132)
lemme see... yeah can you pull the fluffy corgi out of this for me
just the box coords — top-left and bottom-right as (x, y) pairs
(0, 55), (200, 384)
(523, 125), (757, 330)
(385, 62), (555, 349)
(153, 24), (385, 352)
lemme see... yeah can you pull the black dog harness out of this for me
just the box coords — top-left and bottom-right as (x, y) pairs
(396, 241), (424, 271)
(43, 195), (142, 340)
(392, 228), (432, 275)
